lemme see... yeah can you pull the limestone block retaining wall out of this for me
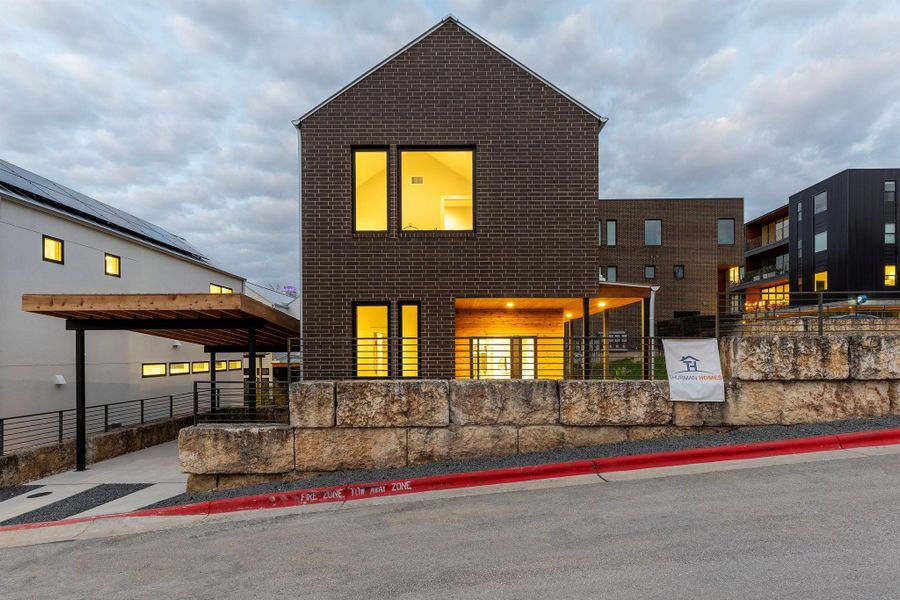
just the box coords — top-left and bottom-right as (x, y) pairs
(179, 335), (900, 492)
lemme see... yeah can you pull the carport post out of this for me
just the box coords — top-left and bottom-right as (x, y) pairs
(209, 350), (217, 411)
(247, 327), (257, 414)
(75, 328), (86, 471)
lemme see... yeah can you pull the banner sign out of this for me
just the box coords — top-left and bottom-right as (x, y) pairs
(662, 339), (725, 402)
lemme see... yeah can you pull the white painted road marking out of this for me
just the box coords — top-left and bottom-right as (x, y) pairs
(72, 483), (185, 518)
(0, 484), (97, 523)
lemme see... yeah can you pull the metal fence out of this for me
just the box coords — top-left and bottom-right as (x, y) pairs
(287, 336), (666, 382)
(0, 392), (194, 456)
(193, 380), (290, 424)
(717, 290), (900, 336)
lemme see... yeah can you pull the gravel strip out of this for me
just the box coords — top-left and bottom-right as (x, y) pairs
(144, 414), (900, 510)
(1, 484), (151, 526)
(0, 486), (40, 503)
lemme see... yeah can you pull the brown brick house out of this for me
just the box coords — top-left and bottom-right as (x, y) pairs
(295, 16), (654, 379)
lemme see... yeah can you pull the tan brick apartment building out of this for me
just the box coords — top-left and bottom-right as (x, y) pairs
(598, 198), (745, 338)
(294, 16), (740, 379)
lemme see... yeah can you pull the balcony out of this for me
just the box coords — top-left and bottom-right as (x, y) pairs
(745, 234), (789, 255)
(729, 264), (789, 289)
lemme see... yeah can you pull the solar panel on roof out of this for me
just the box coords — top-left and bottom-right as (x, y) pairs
(0, 158), (210, 262)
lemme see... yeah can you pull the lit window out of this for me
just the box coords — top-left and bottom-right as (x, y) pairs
(644, 219), (661, 246)
(814, 271), (828, 291)
(886, 181), (896, 203)
(728, 266), (742, 285)
(353, 149), (388, 231)
(674, 265), (685, 279)
(760, 284), (790, 308)
(169, 362), (190, 375)
(814, 231), (827, 253)
(644, 265), (656, 279)
(228, 360), (242, 370)
(886, 223), (896, 244)
(355, 303), (389, 377)
(142, 363), (166, 377)
(104, 253), (121, 277)
(606, 266), (617, 283)
(606, 220), (617, 246)
(717, 219), (734, 245)
(814, 191), (827, 214)
(400, 149), (473, 231)
(42, 235), (64, 264)
(192, 361), (210, 374)
(399, 303), (419, 378)
(886, 265), (896, 287)
(210, 283), (233, 294)
(797, 276), (803, 290)
(215, 361), (227, 371)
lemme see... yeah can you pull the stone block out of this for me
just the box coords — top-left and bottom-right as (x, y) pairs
(518, 425), (626, 454)
(672, 402), (726, 427)
(214, 471), (323, 492)
(294, 428), (406, 471)
(89, 427), (142, 463)
(449, 379), (558, 425)
(0, 441), (75, 487)
(559, 380), (671, 426)
(290, 381), (335, 427)
(336, 380), (448, 427)
(186, 474), (218, 494)
(849, 336), (900, 380)
(407, 426), (518, 464)
(626, 426), (730, 442)
(179, 425), (294, 474)
(728, 335), (849, 380)
(724, 380), (893, 426)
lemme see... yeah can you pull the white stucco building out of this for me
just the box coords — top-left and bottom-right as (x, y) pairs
(0, 159), (246, 418)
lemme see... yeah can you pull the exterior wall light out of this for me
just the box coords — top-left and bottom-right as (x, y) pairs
(505, 302), (514, 308)
(54, 374), (66, 385)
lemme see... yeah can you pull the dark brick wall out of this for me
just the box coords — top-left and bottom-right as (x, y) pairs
(299, 21), (602, 376)
(597, 198), (745, 337)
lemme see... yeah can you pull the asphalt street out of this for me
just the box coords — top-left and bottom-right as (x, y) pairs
(4, 452), (900, 599)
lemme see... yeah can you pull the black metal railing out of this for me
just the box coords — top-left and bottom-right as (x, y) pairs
(193, 380), (290, 424)
(716, 290), (900, 336)
(285, 336), (667, 382)
(0, 392), (195, 456)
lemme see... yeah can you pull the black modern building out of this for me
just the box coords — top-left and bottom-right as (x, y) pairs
(790, 169), (898, 294)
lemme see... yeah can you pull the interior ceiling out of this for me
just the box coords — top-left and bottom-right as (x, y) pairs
(455, 296), (642, 315)
(412, 150), (472, 180)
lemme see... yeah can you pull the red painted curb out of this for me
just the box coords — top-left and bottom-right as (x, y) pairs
(3, 427), (900, 534)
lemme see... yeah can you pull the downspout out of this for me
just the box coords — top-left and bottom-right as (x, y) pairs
(294, 120), (304, 380)
(649, 285), (659, 380)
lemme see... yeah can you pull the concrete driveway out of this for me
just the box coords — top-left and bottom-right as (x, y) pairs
(2, 450), (899, 599)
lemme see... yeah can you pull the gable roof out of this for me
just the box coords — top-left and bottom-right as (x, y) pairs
(293, 15), (606, 128)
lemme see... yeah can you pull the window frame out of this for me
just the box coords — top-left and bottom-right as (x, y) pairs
(210, 283), (233, 294)
(351, 146), (390, 233)
(885, 265), (896, 287)
(885, 223), (896, 245)
(42, 235), (64, 264)
(673, 264), (685, 279)
(814, 271), (828, 291)
(104, 252), (121, 277)
(398, 146), (476, 235)
(398, 301), (421, 378)
(141, 363), (167, 378)
(716, 218), (735, 245)
(644, 265), (656, 280)
(605, 265), (618, 283)
(352, 301), (391, 378)
(606, 220), (617, 247)
(228, 359), (242, 371)
(644, 219), (662, 246)
(191, 361), (210, 374)
(814, 191), (827, 214)
(885, 181), (896, 203)
(169, 362), (190, 376)
(814, 231), (827, 253)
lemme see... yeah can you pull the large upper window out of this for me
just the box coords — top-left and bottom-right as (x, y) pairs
(814, 191), (827, 214)
(717, 219), (735, 245)
(886, 181), (896, 203)
(355, 303), (389, 377)
(400, 149), (473, 231)
(42, 235), (64, 264)
(606, 220), (617, 246)
(886, 223), (896, 244)
(814, 231), (827, 253)
(644, 219), (662, 246)
(761, 216), (789, 245)
(353, 149), (388, 231)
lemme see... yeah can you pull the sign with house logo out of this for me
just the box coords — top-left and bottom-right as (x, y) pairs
(661, 339), (725, 402)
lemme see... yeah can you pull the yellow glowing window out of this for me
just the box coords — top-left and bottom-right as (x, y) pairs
(104, 253), (121, 277)
(210, 283), (233, 294)
(886, 265), (896, 287)
(400, 303), (419, 378)
(228, 360), (242, 370)
(215, 361), (228, 371)
(141, 363), (166, 377)
(760, 284), (789, 307)
(353, 149), (388, 231)
(42, 235), (64, 264)
(192, 361), (210, 374)
(728, 266), (742, 285)
(355, 303), (388, 377)
(400, 149), (473, 231)
(169, 362), (190, 375)
(814, 271), (828, 291)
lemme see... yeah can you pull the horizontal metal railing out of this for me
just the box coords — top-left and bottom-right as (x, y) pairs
(286, 336), (666, 382)
(0, 392), (195, 456)
(735, 264), (789, 286)
(193, 380), (290, 424)
(716, 290), (900, 336)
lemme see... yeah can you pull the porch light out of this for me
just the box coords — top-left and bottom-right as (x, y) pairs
(505, 301), (514, 308)
(597, 301), (606, 307)
(565, 312), (573, 318)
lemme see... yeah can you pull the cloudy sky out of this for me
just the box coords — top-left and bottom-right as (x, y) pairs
(2, 0), (899, 287)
